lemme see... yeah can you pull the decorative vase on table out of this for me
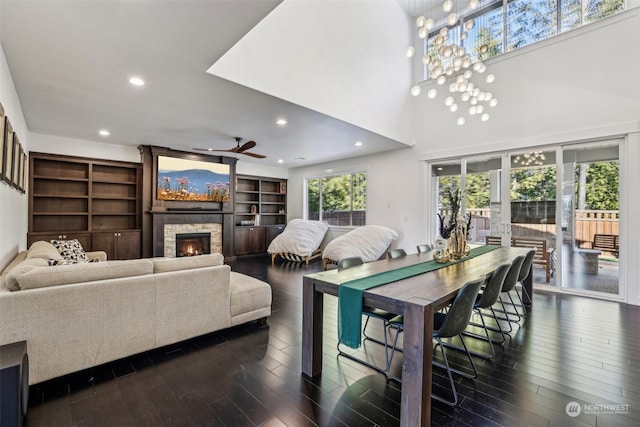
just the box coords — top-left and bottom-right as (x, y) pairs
(447, 217), (469, 260)
(433, 237), (450, 263)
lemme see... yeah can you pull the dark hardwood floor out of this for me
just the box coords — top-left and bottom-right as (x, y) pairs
(25, 256), (640, 426)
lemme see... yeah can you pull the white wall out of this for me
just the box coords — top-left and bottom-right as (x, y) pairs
(288, 146), (425, 252)
(0, 43), (29, 270)
(28, 133), (141, 163)
(209, 0), (414, 145)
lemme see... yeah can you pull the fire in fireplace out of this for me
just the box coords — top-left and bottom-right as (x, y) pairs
(175, 233), (211, 257)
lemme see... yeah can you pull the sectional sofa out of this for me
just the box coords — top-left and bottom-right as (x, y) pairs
(0, 241), (272, 385)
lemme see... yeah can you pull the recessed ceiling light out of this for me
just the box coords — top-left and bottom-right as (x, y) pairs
(277, 159), (284, 164)
(129, 76), (145, 86)
(354, 141), (363, 147)
(276, 118), (288, 126)
(98, 129), (110, 136)
(436, 167), (444, 171)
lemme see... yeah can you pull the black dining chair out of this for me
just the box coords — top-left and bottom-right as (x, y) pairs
(491, 255), (525, 333)
(336, 256), (398, 375)
(417, 244), (432, 253)
(460, 263), (511, 359)
(388, 248), (407, 259)
(385, 277), (485, 405)
(513, 249), (536, 314)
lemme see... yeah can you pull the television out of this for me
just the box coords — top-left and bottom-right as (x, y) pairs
(156, 155), (230, 202)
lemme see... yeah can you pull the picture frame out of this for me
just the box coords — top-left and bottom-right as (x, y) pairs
(12, 134), (21, 188)
(20, 151), (27, 193)
(0, 107), (5, 182)
(3, 118), (14, 185)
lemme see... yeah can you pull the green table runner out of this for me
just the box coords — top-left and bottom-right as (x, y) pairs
(338, 245), (500, 348)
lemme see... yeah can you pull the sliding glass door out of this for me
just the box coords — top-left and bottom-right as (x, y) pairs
(429, 140), (622, 299)
(560, 141), (620, 297)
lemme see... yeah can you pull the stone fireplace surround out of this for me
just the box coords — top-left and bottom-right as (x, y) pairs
(150, 211), (234, 259)
(165, 224), (221, 258)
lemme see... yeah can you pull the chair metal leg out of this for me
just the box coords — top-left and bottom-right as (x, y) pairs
(457, 309), (496, 359)
(431, 337), (459, 407)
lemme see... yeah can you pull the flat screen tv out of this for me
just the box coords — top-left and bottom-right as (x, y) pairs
(157, 156), (230, 202)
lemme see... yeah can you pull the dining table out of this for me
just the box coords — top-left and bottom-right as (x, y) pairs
(301, 246), (532, 427)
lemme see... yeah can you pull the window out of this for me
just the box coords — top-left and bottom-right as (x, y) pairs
(424, 0), (624, 77)
(307, 172), (366, 226)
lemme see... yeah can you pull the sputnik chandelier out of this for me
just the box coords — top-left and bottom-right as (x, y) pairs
(406, 0), (498, 125)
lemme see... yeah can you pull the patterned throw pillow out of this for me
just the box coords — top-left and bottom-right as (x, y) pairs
(47, 257), (101, 266)
(50, 239), (90, 262)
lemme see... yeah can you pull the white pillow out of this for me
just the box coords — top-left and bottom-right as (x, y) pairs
(267, 219), (328, 257)
(322, 225), (398, 263)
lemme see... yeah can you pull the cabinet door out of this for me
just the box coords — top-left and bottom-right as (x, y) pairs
(235, 227), (266, 255)
(92, 232), (118, 260)
(116, 230), (141, 260)
(265, 225), (285, 248)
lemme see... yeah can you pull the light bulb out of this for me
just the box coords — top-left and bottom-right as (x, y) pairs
(439, 27), (449, 37)
(489, 98), (498, 107)
(450, 103), (459, 112)
(478, 92), (486, 101)
(425, 18), (435, 30)
(418, 26), (428, 39)
(461, 31), (468, 41)
(481, 113), (490, 121)
(485, 92), (493, 100)
(480, 44), (489, 54)
(457, 117), (466, 125)
(469, 106), (477, 115)
(411, 85), (422, 96)
(470, 96), (478, 105)
(447, 13), (458, 26)
(437, 75), (447, 85)
(422, 54), (431, 65)
(442, 46), (453, 58)
(486, 74), (495, 83)
(464, 70), (473, 79)
(427, 88), (438, 99)
(443, 0), (453, 12)
(476, 105), (484, 113)
(406, 46), (415, 58)
(464, 19), (475, 30)
(449, 83), (458, 92)
(416, 16), (426, 27)
(461, 92), (471, 102)
(469, 0), (479, 9)
(444, 96), (454, 106)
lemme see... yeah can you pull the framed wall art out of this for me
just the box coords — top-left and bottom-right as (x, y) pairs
(3, 117), (13, 185)
(0, 103), (5, 182)
(20, 150), (27, 193)
(12, 134), (21, 188)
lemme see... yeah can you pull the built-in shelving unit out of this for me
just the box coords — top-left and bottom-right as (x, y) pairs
(28, 152), (142, 259)
(235, 175), (287, 256)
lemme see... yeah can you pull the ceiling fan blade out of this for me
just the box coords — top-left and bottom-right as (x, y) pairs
(235, 140), (256, 152)
(241, 151), (267, 159)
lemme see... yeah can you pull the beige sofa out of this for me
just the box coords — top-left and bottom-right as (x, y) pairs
(0, 241), (272, 385)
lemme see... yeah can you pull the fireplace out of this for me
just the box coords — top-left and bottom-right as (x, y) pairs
(175, 233), (211, 257)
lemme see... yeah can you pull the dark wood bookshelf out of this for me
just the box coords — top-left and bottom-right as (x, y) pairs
(28, 152), (142, 259)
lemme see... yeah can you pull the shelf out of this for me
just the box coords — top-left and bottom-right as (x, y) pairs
(261, 191), (285, 195)
(260, 202), (285, 205)
(92, 179), (137, 185)
(33, 212), (89, 216)
(260, 213), (286, 216)
(92, 195), (138, 200)
(92, 212), (137, 216)
(235, 201), (259, 204)
(33, 194), (88, 199)
(33, 175), (89, 182)
(236, 190), (260, 194)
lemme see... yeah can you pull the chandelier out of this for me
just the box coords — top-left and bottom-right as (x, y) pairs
(512, 151), (546, 166)
(406, 0), (498, 125)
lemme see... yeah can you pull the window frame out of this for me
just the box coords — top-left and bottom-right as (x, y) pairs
(305, 171), (367, 227)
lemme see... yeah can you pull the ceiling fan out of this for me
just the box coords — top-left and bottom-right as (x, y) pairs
(194, 137), (266, 158)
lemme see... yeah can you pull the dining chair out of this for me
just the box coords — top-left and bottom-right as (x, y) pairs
(459, 263), (511, 359)
(388, 248), (407, 259)
(514, 249), (536, 314)
(336, 256), (398, 375)
(416, 244), (432, 253)
(491, 255), (525, 333)
(384, 278), (485, 406)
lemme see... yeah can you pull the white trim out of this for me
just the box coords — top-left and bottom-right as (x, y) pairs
(418, 122), (639, 162)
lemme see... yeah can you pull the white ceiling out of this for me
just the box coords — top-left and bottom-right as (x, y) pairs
(0, 0), (410, 167)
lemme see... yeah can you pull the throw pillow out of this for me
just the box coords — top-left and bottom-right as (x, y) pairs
(50, 239), (90, 262)
(47, 257), (101, 266)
